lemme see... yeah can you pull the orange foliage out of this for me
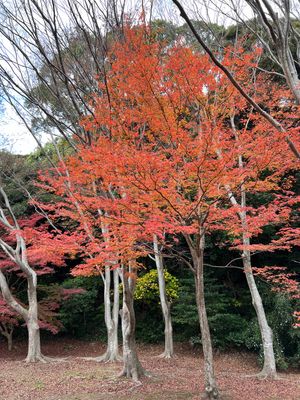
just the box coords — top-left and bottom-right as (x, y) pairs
(38, 25), (299, 281)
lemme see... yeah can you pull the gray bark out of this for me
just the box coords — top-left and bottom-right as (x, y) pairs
(219, 116), (277, 378)
(243, 248), (277, 377)
(227, 205), (277, 377)
(185, 231), (220, 399)
(153, 235), (174, 358)
(25, 274), (43, 362)
(0, 186), (43, 362)
(225, 171), (277, 377)
(240, 179), (276, 377)
(279, 48), (300, 104)
(246, 0), (300, 104)
(7, 328), (13, 351)
(120, 265), (144, 381)
(0, 323), (14, 351)
(0, 269), (43, 362)
(97, 267), (120, 362)
(26, 318), (42, 362)
(96, 217), (120, 362)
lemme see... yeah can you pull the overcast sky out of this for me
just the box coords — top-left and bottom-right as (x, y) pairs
(0, 103), (39, 155)
(0, 0), (257, 156)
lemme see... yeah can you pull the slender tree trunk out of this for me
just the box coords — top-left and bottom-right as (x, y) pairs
(25, 275), (43, 362)
(112, 268), (120, 357)
(95, 216), (120, 362)
(225, 120), (277, 378)
(0, 268), (44, 362)
(119, 265), (144, 382)
(97, 266), (120, 362)
(153, 235), (174, 358)
(187, 232), (219, 400)
(7, 328), (13, 351)
(232, 209), (277, 378)
(243, 246), (277, 378)
(239, 179), (277, 378)
(0, 189), (45, 362)
(244, 1), (300, 105)
(0, 324), (14, 351)
(279, 50), (300, 104)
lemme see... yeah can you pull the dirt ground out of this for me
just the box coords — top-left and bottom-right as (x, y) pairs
(0, 338), (299, 400)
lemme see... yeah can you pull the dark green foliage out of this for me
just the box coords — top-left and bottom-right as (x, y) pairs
(58, 276), (104, 339)
(150, 20), (178, 45)
(178, 21), (226, 53)
(209, 313), (249, 349)
(172, 272), (250, 350)
(229, 284), (300, 369)
(169, 270), (300, 369)
(27, 138), (74, 168)
(135, 301), (165, 343)
(246, 288), (300, 370)
(0, 151), (34, 217)
(172, 275), (200, 341)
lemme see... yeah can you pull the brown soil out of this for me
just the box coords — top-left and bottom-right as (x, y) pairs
(0, 338), (299, 400)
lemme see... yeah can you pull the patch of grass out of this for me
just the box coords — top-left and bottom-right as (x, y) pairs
(64, 370), (83, 378)
(34, 380), (45, 390)
(63, 344), (75, 351)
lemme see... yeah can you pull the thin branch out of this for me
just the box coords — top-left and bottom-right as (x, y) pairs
(171, 0), (300, 159)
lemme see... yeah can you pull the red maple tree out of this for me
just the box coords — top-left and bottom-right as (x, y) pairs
(36, 24), (299, 394)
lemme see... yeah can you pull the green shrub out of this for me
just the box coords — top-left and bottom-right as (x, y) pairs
(133, 269), (179, 343)
(135, 269), (179, 303)
(230, 289), (300, 370)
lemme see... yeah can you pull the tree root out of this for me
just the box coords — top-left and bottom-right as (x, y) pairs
(117, 366), (146, 383)
(257, 370), (278, 380)
(128, 380), (143, 389)
(79, 353), (122, 363)
(244, 370), (278, 380)
(25, 355), (47, 363)
(200, 386), (220, 400)
(156, 351), (175, 359)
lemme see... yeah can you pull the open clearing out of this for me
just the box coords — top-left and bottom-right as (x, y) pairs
(0, 339), (299, 400)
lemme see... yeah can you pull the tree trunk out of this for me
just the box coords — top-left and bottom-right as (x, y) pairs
(239, 181), (277, 378)
(0, 324), (14, 351)
(245, 1), (300, 105)
(25, 275), (43, 362)
(112, 268), (121, 358)
(0, 268), (43, 362)
(120, 265), (144, 381)
(153, 235), (174, 358)
(26, 317), (42, 362)
(97, 266), (120, 362)
(187, 232), (219, 400)
(243, 248), (277, 378)
(224, 134), (277, 378)
(7, 328), (13, 351)
(279, 49), (300, 104)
